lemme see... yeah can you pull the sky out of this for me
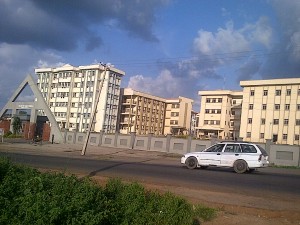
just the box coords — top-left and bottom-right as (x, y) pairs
(0, 0), (299, 111)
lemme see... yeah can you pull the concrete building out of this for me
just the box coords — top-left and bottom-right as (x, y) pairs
(35, 64), (125, 133)
(197, 90), (243, 140)
(119, 88), (166, 135)
(240, 78), (300, 145)
(164, 97), (194, 135)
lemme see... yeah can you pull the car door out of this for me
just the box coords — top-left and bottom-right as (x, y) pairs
(199, 144), (225, 166)
(221, 143), (242, 166)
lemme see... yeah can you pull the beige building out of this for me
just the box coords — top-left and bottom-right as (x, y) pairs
(240, 78), (300, 145)
(119, 89), (194, 136)
(197, 90), (243, 140)
(35, 63), (125, 133)
(164, 97), (194, 135)
(119, 88), (166, 135)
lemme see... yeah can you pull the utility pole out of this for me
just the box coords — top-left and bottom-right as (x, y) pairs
(81, 64), (108, 156)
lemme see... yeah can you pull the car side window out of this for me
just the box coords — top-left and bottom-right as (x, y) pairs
(241, 144), (257, 153)
(205, 144), (225, 152)
(224, 144), (241, 153)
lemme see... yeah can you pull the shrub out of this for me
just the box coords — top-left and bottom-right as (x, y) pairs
(0, 158), (216, 225)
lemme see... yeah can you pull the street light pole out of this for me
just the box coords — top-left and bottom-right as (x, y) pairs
(81, 64), (108, 156)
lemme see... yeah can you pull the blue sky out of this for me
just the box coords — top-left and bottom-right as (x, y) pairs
(0, 0), (299, 111)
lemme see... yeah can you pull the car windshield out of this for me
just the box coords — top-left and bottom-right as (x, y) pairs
(204, 144), (225, 152)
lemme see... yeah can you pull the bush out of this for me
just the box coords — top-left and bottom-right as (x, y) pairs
(0, 158), (216, 225)
(3, 131), (12, 138)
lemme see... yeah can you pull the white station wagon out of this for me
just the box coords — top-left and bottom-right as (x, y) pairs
(181, 142), (269, 173)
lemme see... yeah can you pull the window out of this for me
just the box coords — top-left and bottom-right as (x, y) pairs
(249, 104), (253, 110)
(224, 144), (241, 153)
(262, 104), (267, 110)
(232, 110), (235, 115)
(206, 98), (211, 103)
(276, 90), (281, 96)
(297, 104), (300, 111)
(298, 89), (300, 96)
(285, 104), (290, 110)
(263, 90), (268, 96)
(216, 120), (220, 125)
(286, 89), (291, 96)
(246, 132), (251, 138)
(275, 104), (280, 110)
(204, 120), (208, 124)
(217, 98), (222, 103)
(273, 119), (279, 125)
(171, 104), (179, 108)
(212, 98), (216, 103)
(248, 118), (252, 124)
(296, 119), (300, 125)
(217, 109), (221, 114)
(283, 134), (287, 140)
(232, 100), (236, 105)
(284, 119), (289, 125)
(205, 144), (225, 152)
(295, 134), (300, 141)
(241, 144), (257, 153)
(205, 109), (209, 113)
(261, 118), (265, 125)
(250, 90), (255, 96)
(260, 133), (264, 139)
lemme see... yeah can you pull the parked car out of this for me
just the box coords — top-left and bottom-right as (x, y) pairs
(181, 141), (269, 173)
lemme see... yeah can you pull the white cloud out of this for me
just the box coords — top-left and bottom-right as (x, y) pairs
(0, 43), (64, 109)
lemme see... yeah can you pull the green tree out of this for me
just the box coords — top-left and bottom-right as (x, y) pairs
(12, 116), (22, 135)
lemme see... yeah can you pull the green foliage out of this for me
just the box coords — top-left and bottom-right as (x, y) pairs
(12, 116), (22, 135)
(3, 131), (12, 138)
(0, 158), (216, 225)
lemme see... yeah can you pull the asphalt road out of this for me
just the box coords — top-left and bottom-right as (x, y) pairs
(1, 150), (300, 200)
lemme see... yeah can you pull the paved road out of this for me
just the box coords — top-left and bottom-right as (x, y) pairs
(1, 149), (300, 200)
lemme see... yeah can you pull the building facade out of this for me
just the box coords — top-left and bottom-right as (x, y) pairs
(240, 78), (300, 145)
(35, 64), (125, 133)
(197, 90), (243, 140)
(164, 97), (194, 135)
(119, 88), (166, 135)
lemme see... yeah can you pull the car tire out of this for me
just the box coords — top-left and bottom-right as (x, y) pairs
(186, 157), (198, 169)
(233, 160), (248, 174)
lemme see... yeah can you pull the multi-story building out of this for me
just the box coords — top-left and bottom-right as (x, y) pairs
(197, 90), (243, 140)
(240, 78), (300, 145)
(35, 63), (125, 133)
(119, 88), (166, 135)
(164, 97), (193, 135)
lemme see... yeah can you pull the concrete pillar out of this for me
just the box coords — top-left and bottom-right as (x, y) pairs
(166, 134), (172, 152)
(73, 131), (77, 144)
(114, 132), (119, 147)
(147, 133), (153, 150)
(98, 130), (104, 146)
(130, 132), (136, 149)
(63, 130), (67, 143)
(265, 139), (271, 156)
(187, 135), (192, 153)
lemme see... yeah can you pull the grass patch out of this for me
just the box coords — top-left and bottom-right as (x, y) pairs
(0, 157), (216, 225)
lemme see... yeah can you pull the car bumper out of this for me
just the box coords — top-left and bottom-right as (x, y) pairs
(249, 161), (269, 168)
(180, 157), (186, 164)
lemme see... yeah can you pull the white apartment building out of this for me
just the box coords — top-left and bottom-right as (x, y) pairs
(35, 64), (125, 133)
(164, 97), (194, 135)
(198, 90), (243, 140)
(240, 78), (300, 145)
(119, 88), (166, 135)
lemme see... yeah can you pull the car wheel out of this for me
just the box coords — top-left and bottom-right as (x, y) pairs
(186, 157), (198, 169)
(233, 160), (248, 174)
